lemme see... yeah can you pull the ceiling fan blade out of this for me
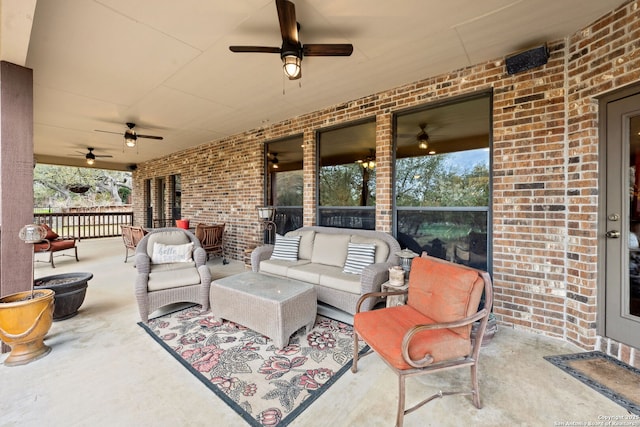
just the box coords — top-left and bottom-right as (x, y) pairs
(303, 44), (353, 56)
(229, 46), (281, 54)
(95, 155), (114, 158)
(94, 129), (122, 135)
(276, 0), (298, 44)
(137, 134), (164, 140)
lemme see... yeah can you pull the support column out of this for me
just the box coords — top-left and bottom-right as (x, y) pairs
(0, 61), (34, 300)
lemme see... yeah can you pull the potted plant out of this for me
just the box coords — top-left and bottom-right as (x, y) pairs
(175, 219), (190, 229)
(0, 224), (55, 366)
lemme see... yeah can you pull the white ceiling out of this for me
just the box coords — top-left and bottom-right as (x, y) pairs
(0, 0), (625, 170)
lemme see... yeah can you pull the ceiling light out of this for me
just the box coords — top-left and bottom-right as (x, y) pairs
(358, 149), (376, 170)
(283, 55), (301, 79)
(125, 130), (137, 148)
(417, 123), (429, 150)
(86, 157), (95, 166)
(270, 152), (280, 169)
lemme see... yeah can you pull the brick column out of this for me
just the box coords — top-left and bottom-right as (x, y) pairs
(302, 130), (316, 226)
(375, 113), (393, 233)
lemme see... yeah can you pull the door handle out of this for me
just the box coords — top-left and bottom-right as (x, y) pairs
(606, 230), (621, 238)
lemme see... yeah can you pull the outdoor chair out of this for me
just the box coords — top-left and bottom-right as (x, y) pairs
(352, 253), (493, 427)
(33, 224), (79, 268)
(121, 225), (147, 263)
(134, 227), (212, 323)
(195, 223), (227, 264)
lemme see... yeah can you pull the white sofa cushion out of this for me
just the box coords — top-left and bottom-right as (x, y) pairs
(148, 266), (202, 291)
(260, 259), (310, 277)
(310, 233), (351, 267)
(285, 230), (315, 260)
(150, 261), (196, 272)
(287, 263), (322, 284)
(318, 267), (361, 294)
(286, 263), (360, 294)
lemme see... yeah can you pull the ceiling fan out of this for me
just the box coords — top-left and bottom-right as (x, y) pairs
(416, 123), (429, 150)
(269, 152), (279, 169)
(95, 122), (163, 148)
(73, 147), (113, 166)
(229, 0), (353, 80)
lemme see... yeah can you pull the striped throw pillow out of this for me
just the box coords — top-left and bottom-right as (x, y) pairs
(270, 235), (301, 261)
(343, 242), (376, 274)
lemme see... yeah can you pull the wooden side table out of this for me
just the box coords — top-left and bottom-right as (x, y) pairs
(382, 280), (409, 307)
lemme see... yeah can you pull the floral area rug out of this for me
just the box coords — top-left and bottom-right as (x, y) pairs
(139, 306), (366, 426)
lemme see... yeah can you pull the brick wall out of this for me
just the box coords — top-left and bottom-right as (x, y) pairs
(133, 1), (640, 365)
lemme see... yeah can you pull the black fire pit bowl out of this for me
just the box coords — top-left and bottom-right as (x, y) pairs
(34, 272), (93, 321)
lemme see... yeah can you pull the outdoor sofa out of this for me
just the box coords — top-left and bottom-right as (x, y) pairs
(251, 225), (401, 314)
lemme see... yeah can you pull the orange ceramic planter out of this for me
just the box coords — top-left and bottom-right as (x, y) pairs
(176, 219), (190, 229)
(0, 289), (54, 366)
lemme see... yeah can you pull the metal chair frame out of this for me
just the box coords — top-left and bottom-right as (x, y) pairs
(352, 254), (494, 427)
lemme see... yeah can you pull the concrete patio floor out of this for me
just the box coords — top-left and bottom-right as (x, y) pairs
(0, 236), (631, 426)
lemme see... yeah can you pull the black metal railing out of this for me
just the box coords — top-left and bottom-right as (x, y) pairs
(34, 212), (134, 239)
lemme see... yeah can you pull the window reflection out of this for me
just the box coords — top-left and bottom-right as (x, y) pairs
(318, 120), (377, 229)
(629, 115), (640, 316)
(394, 95), (491, 271)
(266, 136), (303, 235)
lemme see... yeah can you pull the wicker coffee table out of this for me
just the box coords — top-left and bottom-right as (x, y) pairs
(210, 271), (317, 349)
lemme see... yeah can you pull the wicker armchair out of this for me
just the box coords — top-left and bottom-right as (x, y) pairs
(352, 253), (493, 426)
(134, 227), (212, 323)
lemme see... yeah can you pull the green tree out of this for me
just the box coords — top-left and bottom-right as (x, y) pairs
(395, 154), (489, 207)
(319, 164), (376, 206)
(34, 165), (132, 209)
(274, 170), (303, 206)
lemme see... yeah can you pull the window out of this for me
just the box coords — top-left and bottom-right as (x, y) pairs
(171, 174), (181, 222)
(266, 135), (303, 234)
(394, 94), (491, 272)
(318, 119), (377, 230)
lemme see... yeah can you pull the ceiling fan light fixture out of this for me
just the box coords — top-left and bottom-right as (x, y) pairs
(85, 148), (97, 165)
(417, 124), (429, 150)
(283, 55), (301, 79)
(125, 130), (137, 148)
(270, 152), (280, 169)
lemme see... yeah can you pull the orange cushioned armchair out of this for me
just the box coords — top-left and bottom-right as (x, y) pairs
(33, 224), (79, 268)
(352, 253), (493, 427)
